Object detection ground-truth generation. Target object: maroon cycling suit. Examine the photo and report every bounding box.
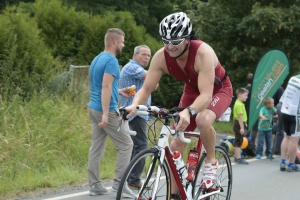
[164,40,233,131]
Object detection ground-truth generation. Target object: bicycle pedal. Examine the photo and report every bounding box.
[206,185,220,192]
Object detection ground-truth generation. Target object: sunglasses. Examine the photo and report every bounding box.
[162,38,186,46]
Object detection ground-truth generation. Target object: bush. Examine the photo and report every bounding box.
[77,11,162,66]
[31,0,89,65]
[0,6,59,100]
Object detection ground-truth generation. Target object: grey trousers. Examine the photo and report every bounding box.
[128,116,148,184]
[250,119,259,143]
[88,108,133,186]
[274,102,284,154]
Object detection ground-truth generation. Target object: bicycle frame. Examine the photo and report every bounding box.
[120,105,227,200]
[155,126,223,200]
[143,116,204,200]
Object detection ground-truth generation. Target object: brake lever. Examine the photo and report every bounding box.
[117,107,128,132]
[172,113,180,138]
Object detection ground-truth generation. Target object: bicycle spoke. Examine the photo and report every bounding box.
[116,148,171,200]
[192,146,232,200]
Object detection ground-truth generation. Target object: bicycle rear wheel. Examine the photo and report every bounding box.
[116,148,171,200]
[192,146,232,200]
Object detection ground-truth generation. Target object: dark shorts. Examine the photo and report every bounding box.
[233,120,245,147]
[282,113,300,137]
[178,91,232,131]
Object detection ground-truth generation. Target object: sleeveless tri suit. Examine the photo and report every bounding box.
[164,40,233,131]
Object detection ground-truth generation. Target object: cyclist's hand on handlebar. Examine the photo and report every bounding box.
[176,109,190,132]
[125,104,138,119]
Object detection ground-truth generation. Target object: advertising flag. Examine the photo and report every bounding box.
[248,49,290,130]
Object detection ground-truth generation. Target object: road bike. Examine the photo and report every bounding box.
[116,105,232,200]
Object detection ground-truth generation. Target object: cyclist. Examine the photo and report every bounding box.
[126,12,233,198]
[280,75,300,172]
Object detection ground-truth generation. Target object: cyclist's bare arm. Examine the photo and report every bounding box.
[176,44,217,131]
[189,43,216,113]
[127,48,166,114]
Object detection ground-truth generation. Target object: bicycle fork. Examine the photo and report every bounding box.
[150,148,166,200]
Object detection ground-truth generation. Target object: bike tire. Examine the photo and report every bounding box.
[116,148,171,200]
[192,146,232,200]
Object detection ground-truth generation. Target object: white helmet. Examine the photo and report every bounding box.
[159,12,192,39]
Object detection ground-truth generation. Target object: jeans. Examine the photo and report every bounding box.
[128,116,148,184]
[256,129,273,156]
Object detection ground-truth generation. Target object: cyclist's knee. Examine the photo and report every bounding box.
[196,111,215,130]
[171,139,187,151]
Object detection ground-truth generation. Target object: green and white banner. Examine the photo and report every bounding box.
[248,49,290,130]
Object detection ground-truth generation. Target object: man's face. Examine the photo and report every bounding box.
[115,36,125,56]
[133,47,151,67]
[162,37,188,58]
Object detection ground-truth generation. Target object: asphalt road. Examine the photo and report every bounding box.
[21,134,300,200]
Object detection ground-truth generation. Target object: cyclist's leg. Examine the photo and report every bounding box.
[170,93,197,197]
[116,148,171,200]
[170,137,188,196]
[170,93,197,196]
[198,92,232,189]
[193,146,232,200]
[287,116,300,169]
[202,92,232,163]
[196,109,216,163]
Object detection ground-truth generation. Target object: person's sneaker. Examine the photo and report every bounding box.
[280,162,286,171]
[256,154,261,159]
[286,165,300,172]
[267,154,274,159]
[112,182,137,198]
[234,158,249,165]
[200,160,218,190]
[90,183,111,196]
[128,181,152,190]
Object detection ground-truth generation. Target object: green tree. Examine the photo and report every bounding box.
[61,0,192,40]
[0,0,34,10]
[191,0,300,89]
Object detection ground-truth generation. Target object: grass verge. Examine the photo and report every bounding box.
[0,92,234,199]
[0,93,116,199]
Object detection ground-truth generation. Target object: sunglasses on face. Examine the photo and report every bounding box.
[161,38,186,46]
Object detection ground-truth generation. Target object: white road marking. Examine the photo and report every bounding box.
[42,187,111,200]
[42,136,277,200]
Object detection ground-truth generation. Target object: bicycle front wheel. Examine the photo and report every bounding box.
[116,148,171,200]
[193,146,232,200]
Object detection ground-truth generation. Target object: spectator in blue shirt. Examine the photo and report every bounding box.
[87,28,136,197]
[119,45,157,189]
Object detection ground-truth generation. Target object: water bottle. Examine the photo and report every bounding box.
[186,148,199,181]
[173,151,188,179]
